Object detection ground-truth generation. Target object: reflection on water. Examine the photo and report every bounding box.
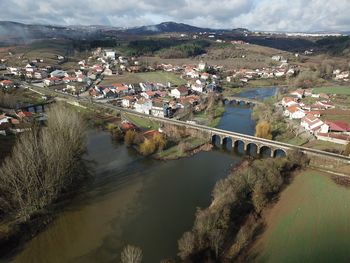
[8,131,241,263]
[6,87,276,263]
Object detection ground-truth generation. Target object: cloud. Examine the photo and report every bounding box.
[0,0,349,31]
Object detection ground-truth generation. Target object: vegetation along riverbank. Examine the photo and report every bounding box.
[177,151,309,262]
[0,104,88,257]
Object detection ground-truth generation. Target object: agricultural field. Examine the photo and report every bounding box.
[101,71,186,86]
[303,140,345,153]
[313,86,350,95]
[251,170,350,263]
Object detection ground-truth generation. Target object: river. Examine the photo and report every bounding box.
[3,87,276,263]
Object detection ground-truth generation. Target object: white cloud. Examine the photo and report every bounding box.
[0,0,349,31]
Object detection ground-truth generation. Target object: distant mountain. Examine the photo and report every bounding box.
[0,21,251,45]
[123,22,222,34]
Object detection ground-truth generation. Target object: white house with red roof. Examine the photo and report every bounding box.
[284,106,305,119]
[171,86,189,98]
[282,97,299,108]
[290,89,304,99]
[301,114,329,134]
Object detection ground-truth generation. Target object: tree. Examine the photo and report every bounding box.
[121,245,143,263]
[152,133,166,151]
[139,139,156,156]
[255,121,273,140]
[124,130,137,146]
[178,231,195,260]
[209,228,224,259]
[0,104,87,220]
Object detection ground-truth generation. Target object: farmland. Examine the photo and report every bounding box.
[101,71,186,86]
[251,170,350,263]
[313,86,350,95]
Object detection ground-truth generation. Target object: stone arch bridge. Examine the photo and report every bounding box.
[92,102,350,165]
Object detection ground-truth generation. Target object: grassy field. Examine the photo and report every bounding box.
[303,140,345,153]
[101,71,186,86]
[313,86,350,95]
[124,113,161,130]
[251,170,350,263]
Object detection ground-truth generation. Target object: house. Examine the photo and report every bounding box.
[44,77,61,86]
[315,101,335,109]
[151,100,167,118]
[171,86,188,98]
[50,70,67,78]
[316,133,350,145]
[111,83,129,95]
[200,72,210,80]
[103,68,113,76]
[325,121,350,134]
[290,89,304,99]
[0,114,10,124]
[141,91,157,100]
[191,83,205,93]
[284,106,305,119]
[281,97,298,107]
[104,50,116,60]
[122,96,136,108]
[0,80,14,89]
[198,61,207,71]
[301,114,329,134]
[134,98,152,115]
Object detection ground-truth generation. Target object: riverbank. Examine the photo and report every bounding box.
[249,169,350,263]
[177,151,309,262]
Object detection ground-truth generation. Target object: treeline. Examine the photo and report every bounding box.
[178,152,309,262]
[125,39,210,57]
[0,104,87,222]
[316,36,350,56]
[159,41,210,59]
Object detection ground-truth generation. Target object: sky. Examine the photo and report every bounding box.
[0,0,349,32]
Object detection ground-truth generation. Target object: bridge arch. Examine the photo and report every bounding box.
[212,134,222,146]
[259,145,273,157]
[273,149,287,157]
[233,139,245,153]
[246,142,258,156]
[222,137,233,150]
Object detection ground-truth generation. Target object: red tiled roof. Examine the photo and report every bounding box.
[325,121,350,132]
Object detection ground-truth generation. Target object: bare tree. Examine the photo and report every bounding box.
[0,103,87,221]
[121,245,143,263]
[178,231,195,260]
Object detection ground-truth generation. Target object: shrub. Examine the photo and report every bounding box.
[124,130,137,146]
[139,139,157,156]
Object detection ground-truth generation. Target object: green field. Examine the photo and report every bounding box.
[252,170,350,263]
[125,113,161,130]
[101,71,186,86]
[313,86,350,95]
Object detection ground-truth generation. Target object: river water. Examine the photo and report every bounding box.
[4,88,276,263]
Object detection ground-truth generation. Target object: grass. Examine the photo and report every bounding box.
[101,71,186,86]
[156,137,207,159]
[252,170,350,263]
[313,86,350,95]
[321,114,350,125]
[281,136,308,146]
[303,140,345,153]
[125,113,161,130]
[193,104,225,127]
